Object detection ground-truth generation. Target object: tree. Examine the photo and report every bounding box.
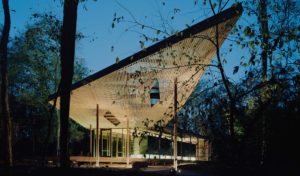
[236,0,300,167]
[0,0,13,168]
[59,0,79,168]
[257,0,269,165]
[5,11,89,162]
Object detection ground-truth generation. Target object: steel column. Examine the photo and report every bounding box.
[96,104,99,166]
[126,116,130,167]
[173,78,178,171]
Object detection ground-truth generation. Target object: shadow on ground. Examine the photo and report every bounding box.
[0,162,299,176]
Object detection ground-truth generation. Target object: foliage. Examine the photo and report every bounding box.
[5,13,89,157]
[178,0,300,169]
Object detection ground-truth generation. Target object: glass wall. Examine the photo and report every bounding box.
[94,128,198,159]
[147,136,196,157]
[111,129,126,157]
[100,129,111,157]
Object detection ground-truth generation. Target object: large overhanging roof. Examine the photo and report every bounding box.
[49,4,242,129]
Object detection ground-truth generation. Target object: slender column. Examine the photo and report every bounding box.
[110,129,113,163]
[56,110,60,157]
[208,141,212,161]
[96,104,99,166]
[196,137,199,160]
[126,116,130,167]
[93,129,96,158]
[173,78,178,171]
[89,124,92,165]
[181,134,183,160]
[89,124,92,156]
[122,128,124,157]
[190,135,192,161]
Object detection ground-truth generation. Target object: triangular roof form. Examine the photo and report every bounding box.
[50,4,242,129]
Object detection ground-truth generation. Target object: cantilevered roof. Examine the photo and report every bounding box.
[49,4,242,129]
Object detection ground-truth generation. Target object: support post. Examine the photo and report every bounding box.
[181,134,183,160]
[122,128,124,157]
[190,135,192,161]
[126,116,130,167]
[173,78,178,171]
[89,124,92,165]
[208,141,212,161]
[89,124,92,156]
[93,130,96,157]
[56,110,60,157]
[96,104,99,167]
[196,137,199,160]
[110,129,113,163]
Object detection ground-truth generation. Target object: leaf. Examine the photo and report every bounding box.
[139,41,144,48]
[279,40,283,48]
[111,22,115,28]
[111,46,114,52]
[194,0,198,6]
[83,4,88,11]
[249,55,255,65]
[116,57,120,63]
[212,3,217,9]
[156,30,161,35]
[248,71,253,78]
[233,66,239,75]
[174,8,180,13]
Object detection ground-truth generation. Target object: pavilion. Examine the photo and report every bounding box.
[49,4,242,169]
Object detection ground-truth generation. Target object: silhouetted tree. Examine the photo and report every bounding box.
[0,0,13,169]
[59,0,79,168]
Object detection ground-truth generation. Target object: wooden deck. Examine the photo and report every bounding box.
[70,156,146,164]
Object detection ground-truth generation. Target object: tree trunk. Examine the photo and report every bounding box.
[59,0,79,168]
[215,24,236,137]
[259,0,269,81]
[0,0,13,168]
[208,0,236,137]
[258,0,270,165]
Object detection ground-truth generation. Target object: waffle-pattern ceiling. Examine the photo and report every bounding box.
[50,5,242,129]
